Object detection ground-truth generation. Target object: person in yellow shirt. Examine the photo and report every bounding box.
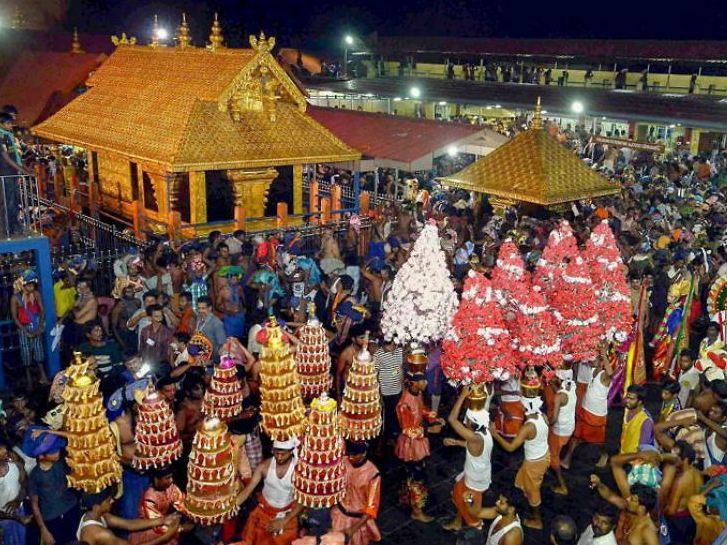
[53,272,76,320]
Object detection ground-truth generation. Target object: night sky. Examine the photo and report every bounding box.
[65,0,727,52]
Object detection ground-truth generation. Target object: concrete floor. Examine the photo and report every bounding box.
[370,387,640,545]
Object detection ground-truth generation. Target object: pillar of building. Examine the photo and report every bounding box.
[293,165,303,214]
[227,168,278,230]
[189,171,207,225]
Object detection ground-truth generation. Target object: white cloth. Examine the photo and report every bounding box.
[76,515,108,540]
[576,361,594,384]
[678,367,699,408]
[247,324,263,355]
[582,370,609,417]
[462,431,492,492]
[704,432,727,469]
[0,462,21,511]
[500,377,521,403]
[553,383,577,437]
[12,446,36,474]
[577,526,618,545]
[485,514,522,545]
[262,457,296,509]
[523,413,549,460]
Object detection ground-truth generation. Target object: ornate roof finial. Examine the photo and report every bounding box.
[10,4,25,29]
[71,28,84,54]
[177,13,191,48]
[249,30,276,53]
[208,12,224,51]
[532,96,543,130]
[111,32,137,46]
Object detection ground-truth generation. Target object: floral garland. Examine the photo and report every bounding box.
[442,271,518,384]
[381,223,458,344]
[532,220,579,294]
[549,255,601,361]
[584,220,633,343]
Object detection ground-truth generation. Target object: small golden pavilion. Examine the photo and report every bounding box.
[33,16,359,234]
[439,99,619,209]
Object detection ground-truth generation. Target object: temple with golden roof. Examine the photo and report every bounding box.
[33,15,359,234]
[439,98,619,209]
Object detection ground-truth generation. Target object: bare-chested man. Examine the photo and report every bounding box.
[77,485,180,545]
[589,458,659,545]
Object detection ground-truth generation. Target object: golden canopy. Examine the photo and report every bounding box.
[32,35,359,172]
[439,117,618,206]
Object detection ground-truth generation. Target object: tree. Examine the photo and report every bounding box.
[381,222,458,345]
[584,220,633,343]
[442,271,518,383]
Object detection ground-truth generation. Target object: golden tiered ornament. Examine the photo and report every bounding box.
[181,417,239,525]
[295,305,333,400]
[258,317,307,440]
[62,352,122,492]
[293,393,346,509]
[203,356,243,420]
[340,343,382,441]
[133,391,183,470]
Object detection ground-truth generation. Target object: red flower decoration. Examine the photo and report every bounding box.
[442,272,519,384]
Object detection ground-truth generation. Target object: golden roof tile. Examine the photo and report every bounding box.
[439,128,619,206]
[33,44,359,170]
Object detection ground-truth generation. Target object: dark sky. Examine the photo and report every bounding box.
[65,0,727,52]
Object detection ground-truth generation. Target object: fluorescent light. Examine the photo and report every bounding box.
[447,145,458,157]
[393,97,402,102]
[345,35,354,45]
[410,87,421,98]
[438,101,447,105]
[571,101,584,114]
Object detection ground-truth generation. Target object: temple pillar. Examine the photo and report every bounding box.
[189,171,207,225]
[226,168,278,220]
[293,165,303,215]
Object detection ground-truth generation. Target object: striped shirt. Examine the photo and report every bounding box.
[374,346,403,396]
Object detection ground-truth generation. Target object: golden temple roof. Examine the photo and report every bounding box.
[439,127,619,206]
[33,42,359,171]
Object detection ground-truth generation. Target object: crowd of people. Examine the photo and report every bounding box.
[2,99,727,545]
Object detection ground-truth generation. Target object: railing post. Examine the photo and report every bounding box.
[353,171,361,213]
[131,200,144,240]
[234,205,246,232]
[331,185,342,221]
[309,180,319,225]
[277,202,288,229]
[359,191,370,215]
[320,196,331,225]
[67,173,77,213]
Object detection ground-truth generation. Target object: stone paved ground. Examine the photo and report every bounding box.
[369,385,661,545]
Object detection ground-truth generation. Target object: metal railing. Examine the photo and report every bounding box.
[302,179,404,208]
